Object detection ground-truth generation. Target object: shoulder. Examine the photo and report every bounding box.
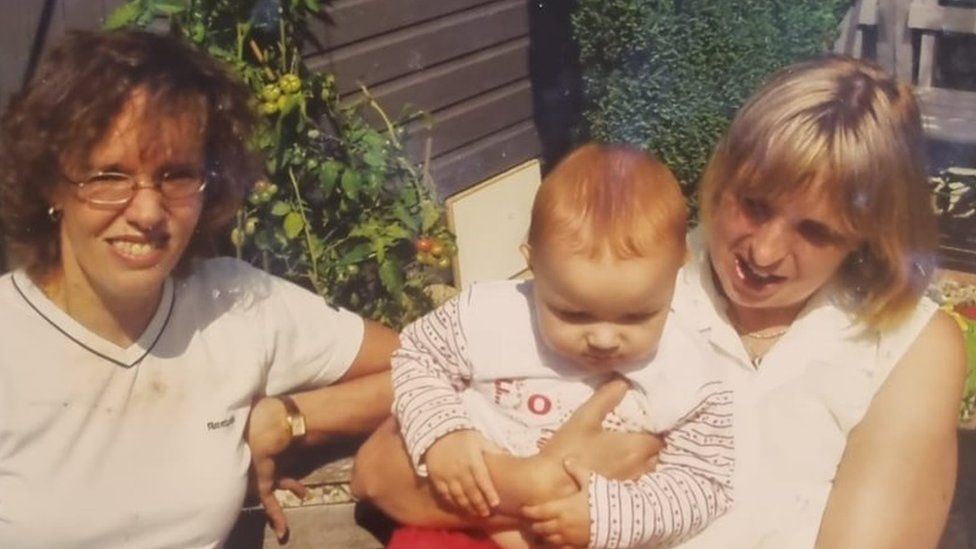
[896,308,966,382]
[184,256,271,286]
[177,257,331,319]
[868,307,966,432]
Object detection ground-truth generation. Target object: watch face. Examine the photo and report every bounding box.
[291,415,307,437]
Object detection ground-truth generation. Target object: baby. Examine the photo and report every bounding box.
[393,144,733,548]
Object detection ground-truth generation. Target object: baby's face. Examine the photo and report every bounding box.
[527,242,683,373]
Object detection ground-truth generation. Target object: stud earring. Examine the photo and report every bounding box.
[47,206,62,223]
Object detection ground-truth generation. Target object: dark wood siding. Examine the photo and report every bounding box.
[0,0,126,107]
[309,0,541,198]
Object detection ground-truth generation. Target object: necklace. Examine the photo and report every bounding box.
[741,327,789,340]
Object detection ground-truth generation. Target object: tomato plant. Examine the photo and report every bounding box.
[107,0,454,328]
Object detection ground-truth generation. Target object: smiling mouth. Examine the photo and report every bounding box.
[734,255,786,288]
[108,237,168,259]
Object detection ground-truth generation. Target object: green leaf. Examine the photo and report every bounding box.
[341,170,362,200]
[383,223,411,241]
[379,259,404,295]
[283,212,305,239]
[363,150,385,169]
[340,242,372,265]
[393,202,419,231]
[421,202,441,233]
[153,0,187,16]
[318,161,341,195]
[104,2,141,29]
[304,0,322,14]
[270,201,292,216]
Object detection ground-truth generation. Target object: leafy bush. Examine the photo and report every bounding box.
[571,0,849,197]
[108,0,454,328]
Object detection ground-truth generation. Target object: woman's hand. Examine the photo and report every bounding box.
[522,458,593,548]
[245,396,306,542]
[542,377,663,481]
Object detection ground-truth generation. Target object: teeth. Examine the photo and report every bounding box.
[736,257,777,283]
[112,241,154,257]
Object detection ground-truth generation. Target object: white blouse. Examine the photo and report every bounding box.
[672,232,937,548]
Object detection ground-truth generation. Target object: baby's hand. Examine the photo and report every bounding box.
[424,429,501,517]
[522,458,592,547]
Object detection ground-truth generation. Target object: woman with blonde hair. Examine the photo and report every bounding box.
[353,55,965,548]
[672,54,963,548]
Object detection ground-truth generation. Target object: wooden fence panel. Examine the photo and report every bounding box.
[307,0,541,196]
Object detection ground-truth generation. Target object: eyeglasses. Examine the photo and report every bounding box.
[65,170,207,208]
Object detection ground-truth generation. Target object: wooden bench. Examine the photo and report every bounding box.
[908,0,976,145]
[834,0,880,58]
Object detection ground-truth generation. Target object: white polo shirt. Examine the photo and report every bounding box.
[671,231,937,548]
[0,257,364,548]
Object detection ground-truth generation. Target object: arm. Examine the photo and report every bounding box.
[247,319,398,538]
[352,378,664,525]
[251,319,399,448]
[391,296,479,471]
[815,311,966,548]
[524,382,735,548]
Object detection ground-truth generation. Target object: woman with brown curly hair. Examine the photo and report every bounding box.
[0,30,397,548]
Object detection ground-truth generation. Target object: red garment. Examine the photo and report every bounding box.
[387,526,499,549]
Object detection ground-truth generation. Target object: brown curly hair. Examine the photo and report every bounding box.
[0,29,261,274]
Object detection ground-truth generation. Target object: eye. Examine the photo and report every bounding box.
[797,220,838,247]
[85,172,130,185]
[739,195,771,222]
[161,167,202,184]
[553,308,592,323]
[620,312,655,324]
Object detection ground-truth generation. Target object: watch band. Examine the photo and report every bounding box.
[276,394,307,439]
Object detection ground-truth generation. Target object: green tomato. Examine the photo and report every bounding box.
[266,184,279,196]
[230,227,243,247]
[259,101,278,115]
[279,73,302,94]
[244,217,258,235]
[260,84,282,102]
[437,257,451,269]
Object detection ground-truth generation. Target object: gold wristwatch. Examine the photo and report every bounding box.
[276,395,307,439]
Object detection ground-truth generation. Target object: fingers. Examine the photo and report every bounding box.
[259,489,289,543]
[278,477,307,499]
[567,377,630,429]
[522,501,558,521]
[529,521,571,547]
[471,454,501,509]
[447,479,482,516]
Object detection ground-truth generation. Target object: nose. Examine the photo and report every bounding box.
[748,218,790,269]
[586,325,620,354]
[124,186,167,231]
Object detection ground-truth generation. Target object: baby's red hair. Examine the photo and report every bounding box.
[528,143,687,259]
